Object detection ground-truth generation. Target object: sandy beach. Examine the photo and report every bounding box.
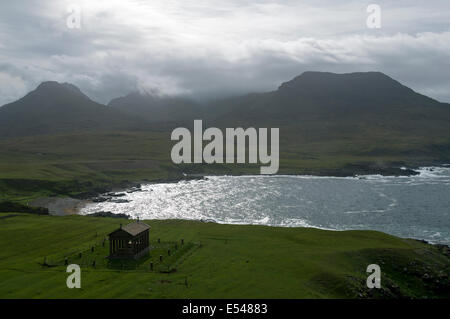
[30,197,91,216]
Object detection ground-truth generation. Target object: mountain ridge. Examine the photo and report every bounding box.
[108,91,204,124]
[0,72,449,140]
[0,81,150,137]
[205,71,448,126]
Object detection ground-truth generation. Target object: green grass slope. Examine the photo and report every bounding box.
[0,213,448,298]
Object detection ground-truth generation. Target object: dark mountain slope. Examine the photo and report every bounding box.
[108,92,204,124]
[276,71,438,107]
[210,71,447,125]
[0,81,149,137]
[0,72,449,164]
[204,72,449,140]
[204,71,450,163]
[0,72,449,183]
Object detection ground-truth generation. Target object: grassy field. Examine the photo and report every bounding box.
[0,213,448,298]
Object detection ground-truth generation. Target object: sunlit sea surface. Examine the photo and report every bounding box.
[80,166,450,244]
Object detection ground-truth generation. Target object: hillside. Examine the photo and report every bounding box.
[209,71,450,131]
[109,92,204,125]
[205,71,450,164]
[0,213,448,298]
[0,81,149,137]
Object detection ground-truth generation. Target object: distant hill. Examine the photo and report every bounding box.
[1,73,449,163]
[200,71,450,163]
[0,81,149,137]
[0,72,449,181]
[209,71,448,124]
[108,92,204,124]
[208,72,448,147]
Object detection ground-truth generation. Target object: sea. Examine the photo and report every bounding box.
[79,166,450,245]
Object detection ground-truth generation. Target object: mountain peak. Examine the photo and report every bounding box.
[37,80,60,88]
[278,71,395,91]
[0,81,149,137]
[274,71,438,106]
[35,81,85,97]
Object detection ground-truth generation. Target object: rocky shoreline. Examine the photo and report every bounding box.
[29,197,90,216]
[27,163,441,217]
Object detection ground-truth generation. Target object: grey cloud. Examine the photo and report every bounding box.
[0,0,449,106]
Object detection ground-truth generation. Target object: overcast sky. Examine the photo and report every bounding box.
[0,0,449,105]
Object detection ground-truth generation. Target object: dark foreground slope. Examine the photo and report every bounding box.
[0,212,448,298]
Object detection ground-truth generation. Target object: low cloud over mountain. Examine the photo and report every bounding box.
[1,0,450,106]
